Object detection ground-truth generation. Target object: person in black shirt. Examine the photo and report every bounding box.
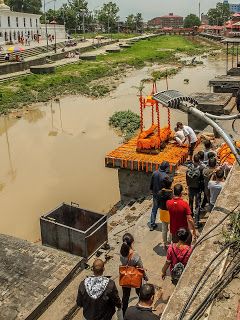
[76,259,121,320]
[149,161,170,231]
[124,283,160,320]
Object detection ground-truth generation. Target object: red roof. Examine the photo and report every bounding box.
[226,21,234,28]
[232,13,240,17]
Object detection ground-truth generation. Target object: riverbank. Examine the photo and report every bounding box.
[0,52,227,242]
[0,35,220,113]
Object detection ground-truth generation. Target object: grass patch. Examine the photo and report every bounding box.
[151,67,180,81]
[109,110,140,141]
[0,35,216,112]
[97,35,206,67]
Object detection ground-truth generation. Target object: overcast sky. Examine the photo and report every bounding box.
[54,0,238,20]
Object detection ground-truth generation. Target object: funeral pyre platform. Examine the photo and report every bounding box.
[105,136,189,174]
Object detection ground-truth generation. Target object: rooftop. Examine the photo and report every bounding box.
[160,13,183,18]
[0,234,81,320]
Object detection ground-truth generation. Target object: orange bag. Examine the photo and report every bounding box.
[119,254,144,288]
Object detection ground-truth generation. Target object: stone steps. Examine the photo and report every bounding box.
[0,41,66,63]
[224,96,237,114]
[108,198,152,241]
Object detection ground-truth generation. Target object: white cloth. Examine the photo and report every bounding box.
[183,125,197,144]
[174,130,185,146]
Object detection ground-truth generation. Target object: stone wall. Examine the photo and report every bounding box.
[118,168,152,201]
[0,56,47,75]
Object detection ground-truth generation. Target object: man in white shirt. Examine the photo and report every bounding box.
[176,122,197,162]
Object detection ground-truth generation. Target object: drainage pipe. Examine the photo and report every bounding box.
[205,113,240,120]
[180,105,240,166]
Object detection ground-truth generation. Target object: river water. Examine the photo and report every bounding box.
[0,55,226,241]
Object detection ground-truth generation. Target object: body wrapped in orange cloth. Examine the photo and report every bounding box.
[137,126,172,150]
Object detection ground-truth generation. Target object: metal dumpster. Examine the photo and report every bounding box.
[40,202,108,259]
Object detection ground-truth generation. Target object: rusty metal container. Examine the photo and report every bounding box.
[40,202,108,259]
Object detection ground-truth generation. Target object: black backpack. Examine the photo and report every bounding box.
[186,164,201,189]
[171,245,190,285]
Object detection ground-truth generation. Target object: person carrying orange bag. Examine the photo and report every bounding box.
[119,233,148,316]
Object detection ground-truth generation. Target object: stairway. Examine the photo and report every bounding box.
[108,196,152,239]
[0,41,66,64]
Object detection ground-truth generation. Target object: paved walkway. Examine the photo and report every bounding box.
[38,198,175,320]
[0,39,118,82]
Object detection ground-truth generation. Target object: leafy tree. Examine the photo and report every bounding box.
[44,0,94,33]
[207,8,219,25]
[68,0,88,32]
[135,13,144,33]
[207,2,230,25]
[97,2,120,33]
[125,14,136,32]
[6,0,42,14]
[184,14,201,28]
[125,13,143,33]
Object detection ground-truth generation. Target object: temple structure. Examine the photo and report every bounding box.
[0,0,65,44]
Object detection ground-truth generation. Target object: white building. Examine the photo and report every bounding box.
[0,0,66,45]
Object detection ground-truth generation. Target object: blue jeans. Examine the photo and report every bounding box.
[150,194,159,227]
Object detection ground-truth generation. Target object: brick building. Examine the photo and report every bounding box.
[148,13,184,28]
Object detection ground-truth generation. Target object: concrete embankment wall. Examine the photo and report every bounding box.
[199,33,223,42]
[161,163,240,319]
[0,40,117,76]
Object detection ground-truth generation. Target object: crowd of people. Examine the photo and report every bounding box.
[75,122,228,320]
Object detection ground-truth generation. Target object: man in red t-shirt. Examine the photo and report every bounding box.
[167,184,196,243]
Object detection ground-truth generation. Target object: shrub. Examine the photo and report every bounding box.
[109,110,140,140]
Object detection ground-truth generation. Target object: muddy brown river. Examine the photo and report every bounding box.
[0,55,226,241]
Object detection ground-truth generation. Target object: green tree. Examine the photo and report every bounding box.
[68,0,88,32]
[125,13,143,33]
[97,2,120,33]
[135,13,143,33]
[207,2,230,25]
[184,14,201,28]
[125,14,136,32]
[6,0,42,14]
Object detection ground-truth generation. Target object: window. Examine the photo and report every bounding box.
[24,18,26,27]
[16,17,19,27]
[8,16,10,27]
[36,19,38,27]
[30,18,32,27]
